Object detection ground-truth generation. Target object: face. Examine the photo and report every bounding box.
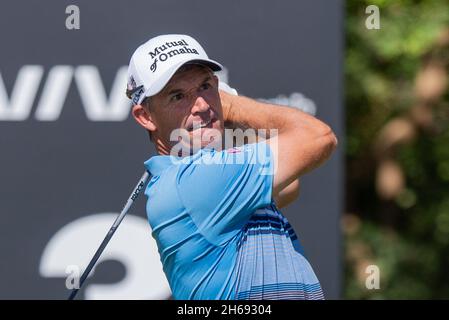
[132,65,224,155]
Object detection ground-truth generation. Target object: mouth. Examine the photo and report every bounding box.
[187,118,215,132]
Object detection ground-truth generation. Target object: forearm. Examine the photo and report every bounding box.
[221,91,331,137]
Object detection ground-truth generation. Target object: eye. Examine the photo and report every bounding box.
[200,82,212,91]
[170,93,184,102]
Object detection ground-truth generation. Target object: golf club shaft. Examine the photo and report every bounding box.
[68,170,151,300]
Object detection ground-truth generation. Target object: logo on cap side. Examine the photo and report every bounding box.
[127,76,137,91]
[148,39,199,73]
[127,75,144,104]
[131,86,144,105]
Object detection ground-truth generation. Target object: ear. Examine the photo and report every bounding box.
[132,104,157,132]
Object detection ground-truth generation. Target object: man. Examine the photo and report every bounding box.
[128,34,337,299]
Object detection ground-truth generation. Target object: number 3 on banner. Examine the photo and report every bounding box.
[39,213,171,299]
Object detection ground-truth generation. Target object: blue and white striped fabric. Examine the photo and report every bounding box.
[234,204,324,300]
[144,141,324,300]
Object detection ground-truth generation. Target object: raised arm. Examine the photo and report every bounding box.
[220,91,338,198]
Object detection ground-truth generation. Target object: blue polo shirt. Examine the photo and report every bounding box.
[144,141,324,300]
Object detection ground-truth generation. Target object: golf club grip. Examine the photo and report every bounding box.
[68,227,117,300]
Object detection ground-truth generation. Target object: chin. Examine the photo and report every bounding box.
[212,119,224,132]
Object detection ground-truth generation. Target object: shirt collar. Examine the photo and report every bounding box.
[144,147,217,176]
[144,155,176,176]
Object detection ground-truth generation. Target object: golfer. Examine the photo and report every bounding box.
[127,34,337,300]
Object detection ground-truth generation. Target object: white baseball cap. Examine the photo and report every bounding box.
[127,34,223,105]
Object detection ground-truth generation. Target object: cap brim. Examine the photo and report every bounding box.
[138,58,223,104]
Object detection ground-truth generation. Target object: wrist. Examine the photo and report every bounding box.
[219,90,236,123]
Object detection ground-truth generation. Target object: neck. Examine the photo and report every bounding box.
[153,135,226,157]
[155,138,171,156]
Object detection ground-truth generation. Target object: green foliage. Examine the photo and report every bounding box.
[345,0,449,299]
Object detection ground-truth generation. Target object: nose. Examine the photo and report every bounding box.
[191,96,210,115]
